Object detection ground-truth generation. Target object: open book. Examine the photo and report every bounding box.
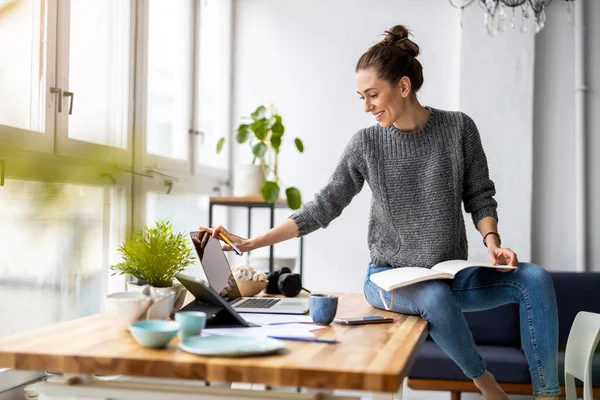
[370,260,518,292]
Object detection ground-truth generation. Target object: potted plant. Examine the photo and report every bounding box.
[216,104,304,210]
[110,219,195,315]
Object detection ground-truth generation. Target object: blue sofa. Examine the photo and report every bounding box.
[407,272,600,399]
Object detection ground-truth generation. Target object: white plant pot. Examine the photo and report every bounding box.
[233,164,265,197]
[126,282,187,316]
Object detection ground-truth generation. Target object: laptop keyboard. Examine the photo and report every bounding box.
[235,298,281,309]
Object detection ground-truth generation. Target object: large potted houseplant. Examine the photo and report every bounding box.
[110,220,195,316]
[216,104,304,210]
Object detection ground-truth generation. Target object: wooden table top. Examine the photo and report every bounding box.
[0,293,428,392]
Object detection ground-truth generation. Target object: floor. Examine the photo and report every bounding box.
[0,379,536,400]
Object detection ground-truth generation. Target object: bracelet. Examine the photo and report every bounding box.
[483,232,501,248]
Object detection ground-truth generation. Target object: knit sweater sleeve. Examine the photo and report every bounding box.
[289,131,367,237]
[461,113,498,227]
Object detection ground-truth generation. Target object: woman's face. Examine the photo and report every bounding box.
[355,67,407,129]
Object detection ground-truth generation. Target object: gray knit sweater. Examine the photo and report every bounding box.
[289,107,498,269]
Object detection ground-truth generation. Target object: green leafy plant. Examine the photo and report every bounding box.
[110,220,195,287]
[216,104,304,209]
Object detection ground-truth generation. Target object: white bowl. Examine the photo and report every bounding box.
[105,292,151,329]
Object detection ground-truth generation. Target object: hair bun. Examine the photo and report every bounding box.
[382,25,420,58]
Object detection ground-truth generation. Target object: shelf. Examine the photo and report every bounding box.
[209,196,289,208]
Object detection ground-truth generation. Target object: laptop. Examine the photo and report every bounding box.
[175,273,256,327]
[187,231,309,315]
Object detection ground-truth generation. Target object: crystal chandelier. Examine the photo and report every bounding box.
[449,0,574,35]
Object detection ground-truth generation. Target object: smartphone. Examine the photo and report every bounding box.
[333,316,394,325]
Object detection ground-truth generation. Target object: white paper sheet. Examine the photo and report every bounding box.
[241,313,314,326]
[432,260,517,275]
[203,323,325,339]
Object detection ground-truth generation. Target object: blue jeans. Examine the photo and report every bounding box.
[363,262,560,397]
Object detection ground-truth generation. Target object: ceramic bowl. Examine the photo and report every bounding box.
[105,292,151,329]
[129,320,180,348]
[236,280,267,297]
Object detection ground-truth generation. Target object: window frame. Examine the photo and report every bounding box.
[192,0,233,178]
[134,0,195,175]
[53,0,136,166]
[0,0,57,153]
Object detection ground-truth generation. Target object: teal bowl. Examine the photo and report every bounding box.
[129,320,180,348]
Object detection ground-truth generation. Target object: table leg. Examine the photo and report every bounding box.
[299,236,304,276]
[371,378,403,400]
[247,207,252,237]
[269,204,275,273]
[371,393,397,400]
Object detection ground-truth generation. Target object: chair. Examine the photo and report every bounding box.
[565,311,600,400]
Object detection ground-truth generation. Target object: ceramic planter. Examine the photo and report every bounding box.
[233,164,265,197]
[127,281,187,317]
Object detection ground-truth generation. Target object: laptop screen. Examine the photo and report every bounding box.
[190,232,242,301]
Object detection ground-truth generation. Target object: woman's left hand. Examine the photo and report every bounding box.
[488,246,519,272]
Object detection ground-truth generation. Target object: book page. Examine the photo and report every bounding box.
[369,267,452,292]
[432,260,517,277]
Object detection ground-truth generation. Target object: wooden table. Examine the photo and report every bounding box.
[0,293,428,399]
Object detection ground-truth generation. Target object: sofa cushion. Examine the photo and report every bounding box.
[409,341,531,383]
[424,303,521,347]
[551,272,600,348]
[463,304,521,348]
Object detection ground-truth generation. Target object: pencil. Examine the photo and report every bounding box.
[267,336,338,344]
[218,232,243,256]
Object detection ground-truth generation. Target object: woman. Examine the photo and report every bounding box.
[199,25,559,400]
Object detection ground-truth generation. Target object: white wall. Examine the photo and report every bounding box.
[532,0,600,272]
[231,0,460,292]
[459,5,535,263]
[587,0,600,272]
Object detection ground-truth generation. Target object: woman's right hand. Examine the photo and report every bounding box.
[197,225,252,253]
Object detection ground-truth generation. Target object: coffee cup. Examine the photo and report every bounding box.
[309,294,338,325]
[174,311,207,340]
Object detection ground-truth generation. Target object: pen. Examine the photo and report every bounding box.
[267,336,338,344]
[218,232,243,256]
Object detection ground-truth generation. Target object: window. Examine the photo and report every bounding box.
[0,0,55,154]
[145,0,193,161]
[0,0,47,133]
[0,0,231,361]
[65,0,131,148]
[195,0,232,171]
[53,0,134,163]
[0,179,126,338]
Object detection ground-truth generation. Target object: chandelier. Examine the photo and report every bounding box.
[449,0,574,35]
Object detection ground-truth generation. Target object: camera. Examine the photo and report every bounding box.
[265,267,302,297]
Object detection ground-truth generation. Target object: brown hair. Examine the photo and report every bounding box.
[355,25,424,92]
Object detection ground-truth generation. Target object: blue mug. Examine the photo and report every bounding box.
[309,294,338,325]
[174,311,206,340]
